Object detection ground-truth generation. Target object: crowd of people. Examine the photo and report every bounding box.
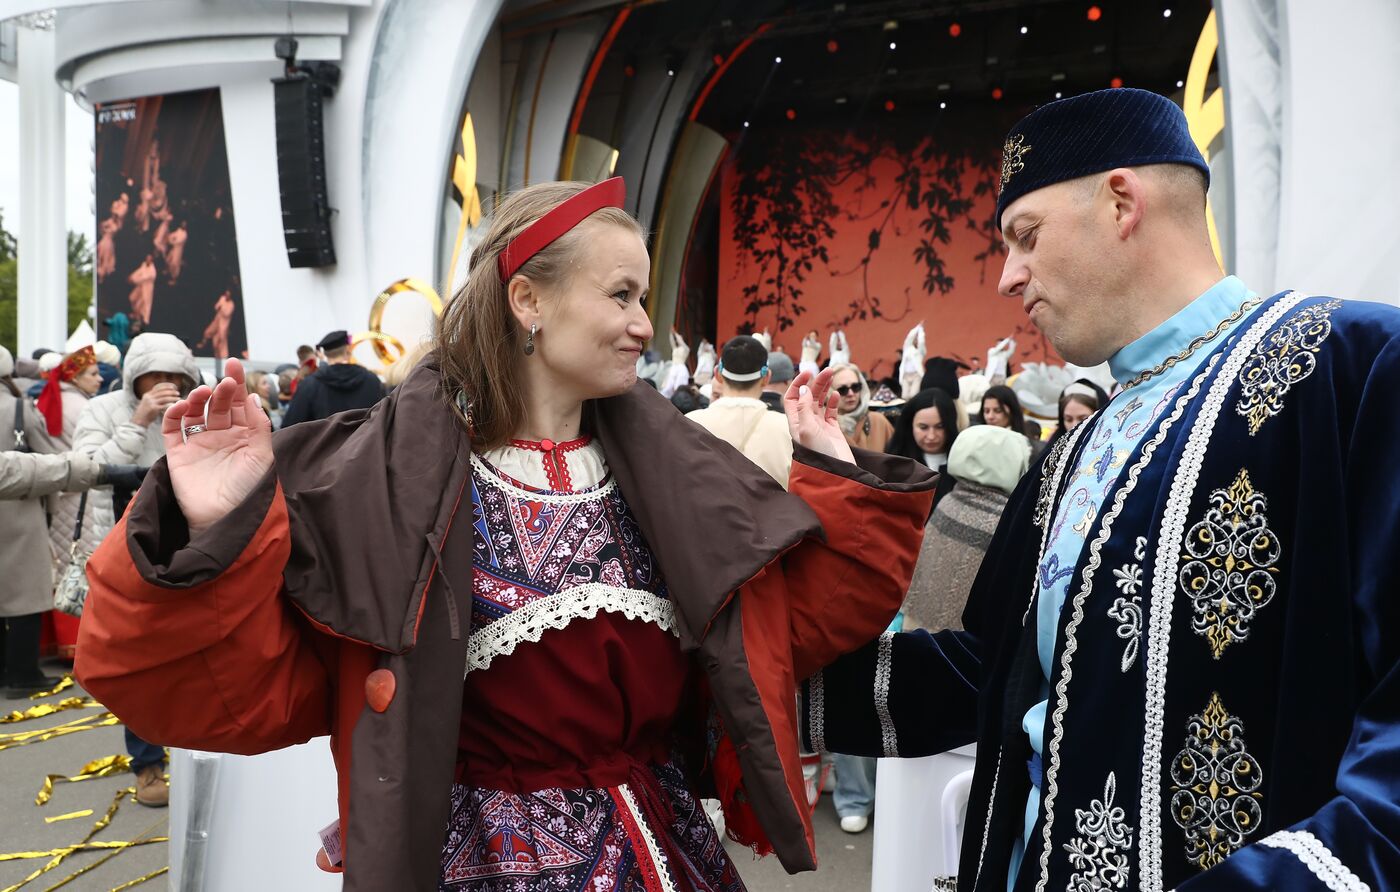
[0,325,389,809]
[6,85,1397,892]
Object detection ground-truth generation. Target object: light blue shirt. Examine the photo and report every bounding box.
[1009,276,1256,887]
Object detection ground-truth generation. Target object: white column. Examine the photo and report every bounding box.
[16,22,68,355]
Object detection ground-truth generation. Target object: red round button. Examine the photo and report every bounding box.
[365,668,396,713]
[539,439,555,451]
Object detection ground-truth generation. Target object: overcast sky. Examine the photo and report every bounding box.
[0,79,99,240]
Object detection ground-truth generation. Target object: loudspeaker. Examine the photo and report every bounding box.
[273,75,336,268]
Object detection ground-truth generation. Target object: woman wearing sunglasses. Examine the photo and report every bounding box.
[827,362,893,453]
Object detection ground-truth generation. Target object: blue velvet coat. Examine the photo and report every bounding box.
[804,292,1400,891]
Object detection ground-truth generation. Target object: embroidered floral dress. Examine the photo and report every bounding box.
[440,436,745,892]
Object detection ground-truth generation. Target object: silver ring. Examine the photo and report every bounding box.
[181,423,206,444]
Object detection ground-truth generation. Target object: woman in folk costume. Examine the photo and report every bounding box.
[33,346,104,657]
[76,179,938,891]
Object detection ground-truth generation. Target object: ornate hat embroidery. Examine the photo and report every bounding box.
[1000,134,1033,194]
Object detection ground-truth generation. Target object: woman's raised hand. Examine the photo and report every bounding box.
[783,368,856,464]
[161,358,274,535]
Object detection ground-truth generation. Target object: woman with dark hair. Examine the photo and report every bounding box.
[979,384,1024,432]
[76,179,937,890]
[982,383,1044,460]
[887,387,960,503]
[1054,379,1108,439]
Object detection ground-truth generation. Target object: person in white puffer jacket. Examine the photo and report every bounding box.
[70,331,199,808]
[72,332,201,540]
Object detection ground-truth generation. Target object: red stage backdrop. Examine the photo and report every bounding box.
[716,127,1060,382]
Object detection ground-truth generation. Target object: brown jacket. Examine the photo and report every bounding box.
[76,357,936,889]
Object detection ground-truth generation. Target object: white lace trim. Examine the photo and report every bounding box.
[1137,292,1305,890]
[1259,830,1370,892]
[465,584,676,674]
[875,631,899,757]
[618,783,680,892]
[470,451,617,505]
[1032,352,1217,892]
[972,744,1004,891]
[807,671,826,754]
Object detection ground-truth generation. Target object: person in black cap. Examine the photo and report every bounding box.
[806,87,1400,891]
[279,330,386,427]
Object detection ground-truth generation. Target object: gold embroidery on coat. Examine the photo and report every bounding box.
[1235,299,1342,435]
[1170,693,1264,871]
[1179,469,1282,659]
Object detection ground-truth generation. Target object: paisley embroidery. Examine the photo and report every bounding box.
[1169,693,1264,871]
[1107,537,1148,672]
[1178,469,1282,659]
[1235,298,1341,435]
[1064,772,1135,891]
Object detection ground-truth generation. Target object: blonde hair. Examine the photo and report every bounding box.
[384,339,433,389]
[435,181,643,450]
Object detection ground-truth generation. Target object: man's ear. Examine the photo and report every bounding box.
[1103,167,1147,240]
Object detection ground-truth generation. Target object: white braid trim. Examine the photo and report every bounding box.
[466,584,676,674]
[875,631,899,757]
[618,784,680,892]
[470,451,616,505]
[1259,830,1370,892]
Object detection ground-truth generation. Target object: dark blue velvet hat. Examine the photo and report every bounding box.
[995,88,1209,229]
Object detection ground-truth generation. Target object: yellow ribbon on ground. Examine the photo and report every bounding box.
[42,811,93,825]
[35,812,168,892]
[0,839,166,864]
[0,698,99,725]
[106,867,169,892]
[35,755,131,806]
[0,787,127,890]
[26,677,74,700]
[0,712,119,751]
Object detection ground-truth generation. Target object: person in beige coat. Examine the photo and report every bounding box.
[1,346,106,697]
[828,361,894,453]
[686,335,794,488]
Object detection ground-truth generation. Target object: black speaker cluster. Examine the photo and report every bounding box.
[273,38,341,268]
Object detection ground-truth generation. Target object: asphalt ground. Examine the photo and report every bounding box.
[0,664,168,892]
[0,664,869,892]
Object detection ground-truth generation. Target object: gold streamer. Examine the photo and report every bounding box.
[106,867,169,892]
[38,814,167,892]
[35,755,132,806]
[26,676,74,700]
[0,788,131,891]
[0,839,166,864]
[0,698,100,725]
[42,811,93,825]
[0,712,119,751]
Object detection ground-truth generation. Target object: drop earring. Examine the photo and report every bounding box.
[525,323,537,356]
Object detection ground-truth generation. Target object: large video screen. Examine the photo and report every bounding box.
[94,88,247,358]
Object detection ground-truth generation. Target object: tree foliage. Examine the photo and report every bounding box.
[0,211,95,355]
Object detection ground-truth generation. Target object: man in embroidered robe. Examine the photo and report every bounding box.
[804,87,1400,891]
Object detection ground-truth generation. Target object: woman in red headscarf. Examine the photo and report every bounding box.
[34,346,103,657]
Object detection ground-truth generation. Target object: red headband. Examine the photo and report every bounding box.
[497,177,627,282]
